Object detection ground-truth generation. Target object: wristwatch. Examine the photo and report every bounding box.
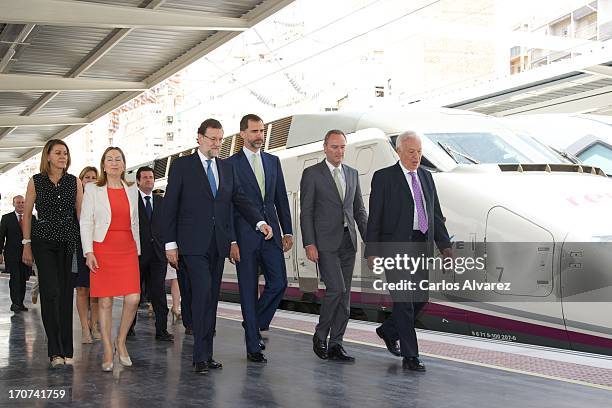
[21,239,31,245]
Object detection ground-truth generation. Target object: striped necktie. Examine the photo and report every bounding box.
[409,171,428,233]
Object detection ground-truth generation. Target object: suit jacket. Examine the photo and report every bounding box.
[365,162,451,257]
[162,152,263,257]
[138,192,165,262]
[300,160,368,252]
[80,181,141,256]
[0,212,24,263]
[226,149,292,251]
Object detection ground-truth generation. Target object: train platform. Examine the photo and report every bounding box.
[0,275,611,407]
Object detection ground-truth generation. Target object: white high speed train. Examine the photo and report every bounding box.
[129,109,612,355]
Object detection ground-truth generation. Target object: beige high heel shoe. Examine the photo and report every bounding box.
[91,325,102,341]
[101,360,113,372]
[114,339,132,367]
[171,307,181,324]
[82,328,93,344]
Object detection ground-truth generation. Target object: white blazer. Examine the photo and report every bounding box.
[80,181,141,256]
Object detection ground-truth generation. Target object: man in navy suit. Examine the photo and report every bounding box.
[130,166,173,341]
[227,114,293,363]
[0,195,32,312]
[163,118,273,374]
[365,131,452,372]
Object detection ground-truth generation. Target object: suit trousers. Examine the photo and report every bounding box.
[315,229,356,347]
[7,256,30,307]
[176,264,192,329]
[132,252,168,334]
[31,238,74,358]
[379,230,429,358]
[236,237,287,353]
[179,229,224,363]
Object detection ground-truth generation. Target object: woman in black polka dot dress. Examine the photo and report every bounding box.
[21,139,83,368]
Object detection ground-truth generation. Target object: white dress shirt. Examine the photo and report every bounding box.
[198,149,219,190]
[398,161,428,230]
[243,147,264,176]
[326,159,347,227]
[325,160,346,200]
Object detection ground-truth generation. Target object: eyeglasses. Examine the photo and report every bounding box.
[203,135,223,145]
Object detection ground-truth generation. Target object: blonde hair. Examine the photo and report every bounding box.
[96,147,133,187]
[39,139,71,174]
[78,166,98,180]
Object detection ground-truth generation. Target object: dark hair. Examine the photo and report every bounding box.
[197,118,222,136]
[40,139,71,174]
[240,114,264,131]
[324,129,346,144]
[136,166,154,181]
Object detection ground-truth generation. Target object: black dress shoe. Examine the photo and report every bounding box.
[376,326,401,357]
[185,326,193,335]
[127,328,136,337]
[19,305,28,311]
[155,330,174,342]
[10,304,20,312]
[258,332,266,351]
[328,345,355,362]
[312,335,328,360]
[403,357,426,372]
[194,362,209,374]
[246,352,267,363]
[207,359,223,369]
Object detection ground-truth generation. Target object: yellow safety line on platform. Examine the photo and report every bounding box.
[218,314,612,392]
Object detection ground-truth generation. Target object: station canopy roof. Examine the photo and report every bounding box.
[0,0,293,173]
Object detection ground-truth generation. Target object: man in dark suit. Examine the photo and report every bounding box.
[0,195,32,312]
[366,131,452,372]
[130,166,173,341]
[226,114,293,363]
[300,129,368,362]
[163,118,273,374]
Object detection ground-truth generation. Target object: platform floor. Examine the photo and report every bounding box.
[0,275,611,407]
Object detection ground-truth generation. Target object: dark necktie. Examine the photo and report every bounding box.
[144,196,153,221]
[17,214,22,227]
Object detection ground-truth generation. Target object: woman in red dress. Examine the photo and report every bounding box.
[80,147,141,371]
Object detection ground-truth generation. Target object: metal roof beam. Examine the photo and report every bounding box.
[0,115,89,127]
[0,74,147,92]
[3,0,249,31]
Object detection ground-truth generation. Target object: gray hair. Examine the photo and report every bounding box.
[396,131,421,149]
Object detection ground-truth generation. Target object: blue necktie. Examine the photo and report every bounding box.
[144,196,152,221]
[206,159,217,198]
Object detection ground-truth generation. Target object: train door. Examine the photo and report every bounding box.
[560,239,612,354]
[295,154,324,293]
[284,190,299,285]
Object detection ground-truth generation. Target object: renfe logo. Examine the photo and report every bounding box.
[566,192,612,206]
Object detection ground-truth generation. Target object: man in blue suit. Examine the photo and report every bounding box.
[227,114,293,363]
[163,118,273,374]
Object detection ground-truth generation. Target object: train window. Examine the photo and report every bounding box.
[389,133,438,171]
[355,147,373,175]
[302,157,319,169]
[576,141,612,175]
